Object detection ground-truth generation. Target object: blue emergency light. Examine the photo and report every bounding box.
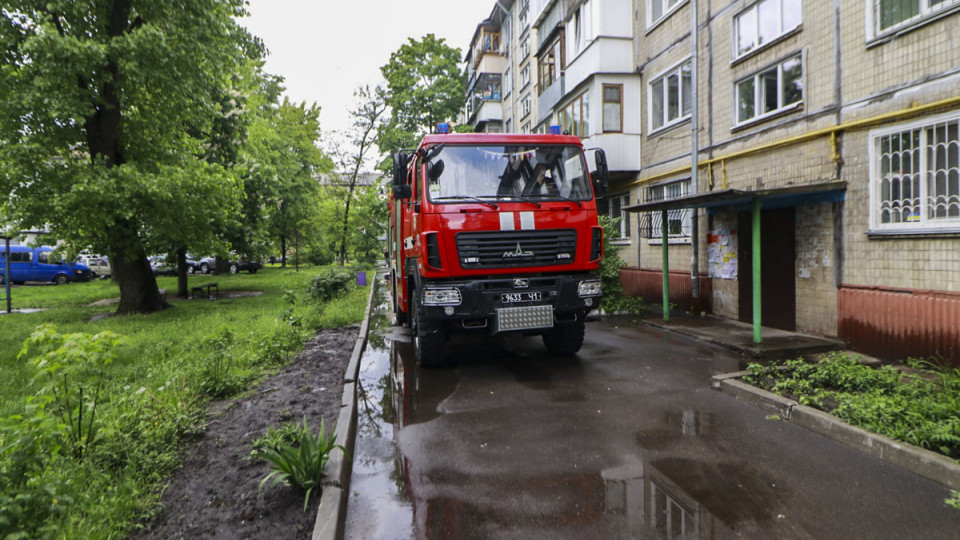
[436,122,450,134]
[548,124,562,135]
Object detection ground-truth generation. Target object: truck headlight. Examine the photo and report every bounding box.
[423,287,462,306]
[578,280,602,297]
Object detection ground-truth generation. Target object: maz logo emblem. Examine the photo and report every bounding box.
[503,242,534,258]
[513,278,529,288]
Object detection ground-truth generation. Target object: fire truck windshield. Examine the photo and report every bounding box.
[424,145,591,203]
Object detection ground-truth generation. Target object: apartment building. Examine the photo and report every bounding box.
[463,12,506,133]
[623,0,960,363]
[530,0,644,250]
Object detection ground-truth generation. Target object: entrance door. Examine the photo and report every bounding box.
[738,207,796,331]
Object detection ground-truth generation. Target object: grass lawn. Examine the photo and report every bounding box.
[0,266,371,538]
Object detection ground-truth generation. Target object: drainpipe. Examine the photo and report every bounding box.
[494,1,517,131]
[690,0,700,309]
[752,198,762,344]
[662,210,670,322]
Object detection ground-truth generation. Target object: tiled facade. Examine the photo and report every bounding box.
[627,0,960,363]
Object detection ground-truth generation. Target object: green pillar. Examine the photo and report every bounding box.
[662,210,670,322]
[752,198,762,344]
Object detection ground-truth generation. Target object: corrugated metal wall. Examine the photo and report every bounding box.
[838,285,960,367]
[620,267,713,313]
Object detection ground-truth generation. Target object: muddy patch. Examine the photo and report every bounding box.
[142,326,358,540]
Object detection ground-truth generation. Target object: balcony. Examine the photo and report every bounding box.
[537,74,564,125]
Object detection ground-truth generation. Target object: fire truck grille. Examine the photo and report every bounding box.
[456,229,578,269]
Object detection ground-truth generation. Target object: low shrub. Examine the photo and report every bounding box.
[597,215,646,316]
[307,269,354,304]
[746,352,960,459]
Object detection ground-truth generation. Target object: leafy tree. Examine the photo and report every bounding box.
[0,0,258,314]
[378,34,464,157]
[240,96,332,268]
[327,85,387,266]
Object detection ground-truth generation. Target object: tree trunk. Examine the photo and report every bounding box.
[281,234,287,268]
[111,240,169,314]
[338,178,357,266]
[176,247,188,298]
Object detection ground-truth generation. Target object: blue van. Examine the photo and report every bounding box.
[0,246,93,285]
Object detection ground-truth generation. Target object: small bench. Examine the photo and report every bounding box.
[190,282,219,300]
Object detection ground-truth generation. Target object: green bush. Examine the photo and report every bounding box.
[307,269,354,304]
[598,215,645,315]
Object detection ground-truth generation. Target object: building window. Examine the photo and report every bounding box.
[647,0,685,28]
[735,54,802,125]
[505,118,513,133]
[520,37,530,60]
[871,0,960,37]
[602,84,623,133]
[504,67,512,97]
[734,0,803,58]
[599,192,632,240]
[520,64,530,89]
[646,180,692,242]
[521,121,531,133]
[649,61,691,132]
[522,95,532,118]
[571,0,594,56]
[520,3,530,31]
[538,33,564,95]
[559,91,590,138]
[870,114,960,232]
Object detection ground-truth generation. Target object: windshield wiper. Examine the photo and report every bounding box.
[435,195,498,209]
[496,195,541,208]
[539,193,583,207]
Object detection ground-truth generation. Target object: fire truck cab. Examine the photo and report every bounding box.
[387,127,608,366]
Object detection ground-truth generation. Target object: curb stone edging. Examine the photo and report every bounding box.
[711,373,960,492]
[313,272,378,540]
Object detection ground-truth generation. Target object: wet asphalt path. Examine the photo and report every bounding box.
[345,290,960,539]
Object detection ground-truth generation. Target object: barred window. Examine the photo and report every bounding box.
[871,115,960,232]
[599,192,632,241]
[645,180,692,242]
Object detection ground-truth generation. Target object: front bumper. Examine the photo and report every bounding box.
[417,274,601,333]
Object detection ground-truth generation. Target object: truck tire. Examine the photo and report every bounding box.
[412,288,445,367]
[54,274,69,285]
[542,316,585,356]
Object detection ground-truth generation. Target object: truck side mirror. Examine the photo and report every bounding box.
[392,152,409,186]
[590,148,609,197]
[393,184,412,200]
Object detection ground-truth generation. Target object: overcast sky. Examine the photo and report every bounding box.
[242,0,494,140]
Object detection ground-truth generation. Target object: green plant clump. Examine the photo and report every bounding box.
[252,417,348,511]
[307,269,355,304]
[745,353,960,459]
[597,215,646,316]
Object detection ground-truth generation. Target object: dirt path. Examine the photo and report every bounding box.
[142,326,358,540]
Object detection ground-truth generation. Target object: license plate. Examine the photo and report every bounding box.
[501,291,541,303]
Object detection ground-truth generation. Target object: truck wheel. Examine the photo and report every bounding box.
[54,274,69,285]
[542,316,585,356]
[412,288,445,367]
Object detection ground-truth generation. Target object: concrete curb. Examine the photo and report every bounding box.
[313,272,378,540]
[711,373,960,491]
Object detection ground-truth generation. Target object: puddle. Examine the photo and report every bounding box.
[0,307,47,315]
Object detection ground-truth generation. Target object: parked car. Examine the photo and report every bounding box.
[149,254,198,276]
[0,246,90,285]
[195,255,261,274]
[232,256,262,274]
[77,255,111,278]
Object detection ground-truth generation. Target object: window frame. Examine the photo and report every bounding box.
[647,59,692,134]
[600,192,633,242]
[868,0,960,40]
[602,84,623,133]
[868,111,960,234]
[559,90,590,138]
[733,0,803,60]
[646,180,692,244]
[646,0,688,30]
[733,53,803,127]
[521,95,532,118]
[520,63,531,89]
[537,32,565,96]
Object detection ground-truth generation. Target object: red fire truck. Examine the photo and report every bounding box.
[387,125,608,366]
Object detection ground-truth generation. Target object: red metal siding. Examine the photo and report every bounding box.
[838,285,960,367]
[620,267,713,313]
